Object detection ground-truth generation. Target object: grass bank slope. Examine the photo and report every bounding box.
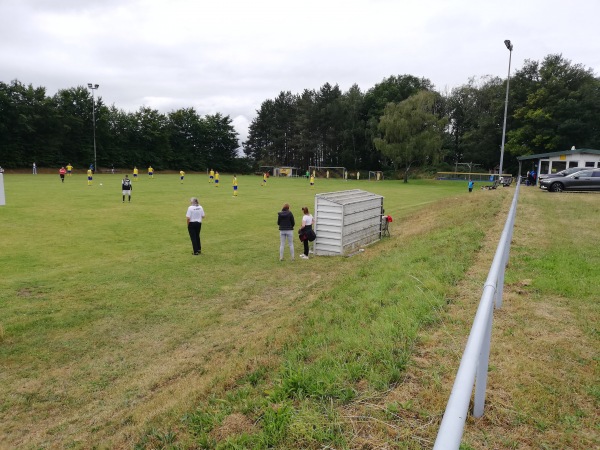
[336,188,599,449]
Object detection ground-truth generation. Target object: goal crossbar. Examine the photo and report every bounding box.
[308,166,346,178]
[368,170,384,181]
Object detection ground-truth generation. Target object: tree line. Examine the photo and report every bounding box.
[244,54,600,177]
[0,83,242,172]
[2,54,599,176]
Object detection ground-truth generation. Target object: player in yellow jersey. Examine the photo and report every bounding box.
[133,166,139,181]
[232,174,238,196]
[209,168,214,183]
[261,172,267,187]
[180,170,185,183]
[87,168,93,185]
[310,174,315,188]
[214,171,220,187]
[148,166,154,178]
[66,163,73,176]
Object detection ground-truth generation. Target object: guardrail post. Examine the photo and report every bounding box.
[473,305,494,417]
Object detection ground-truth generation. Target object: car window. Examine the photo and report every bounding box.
[592,171,600,178]
[572,170,593,177]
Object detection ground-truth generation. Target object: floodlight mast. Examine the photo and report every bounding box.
[87,83,100,172]
[499,40,513,180]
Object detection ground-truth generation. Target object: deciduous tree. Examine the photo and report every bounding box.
[375,91,447,182]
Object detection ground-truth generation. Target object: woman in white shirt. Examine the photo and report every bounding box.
[299,206,315,259]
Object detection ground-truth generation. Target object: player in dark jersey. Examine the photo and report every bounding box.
[122,175,133,202]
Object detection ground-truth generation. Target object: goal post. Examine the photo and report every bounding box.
[368,171,384,181]
[308,166,346,179]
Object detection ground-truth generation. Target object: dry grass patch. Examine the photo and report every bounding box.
[209,412,257,441]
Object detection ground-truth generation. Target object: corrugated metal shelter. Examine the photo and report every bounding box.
[314,189,384,256]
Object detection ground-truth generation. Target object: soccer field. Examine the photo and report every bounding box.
[0,173,471,447]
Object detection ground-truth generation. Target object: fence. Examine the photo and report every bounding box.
[433,181,521,449]
[436,172,511,182]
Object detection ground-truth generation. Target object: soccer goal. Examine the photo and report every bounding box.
[308,166,346,179]
[368,171,384,181]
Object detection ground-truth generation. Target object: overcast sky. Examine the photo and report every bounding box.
[2,0,599,147]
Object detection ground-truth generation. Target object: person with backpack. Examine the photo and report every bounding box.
[298,206,315,259]
[122,175,133,202]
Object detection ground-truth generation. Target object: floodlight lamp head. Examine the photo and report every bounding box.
[504,40,513,51]
[94,84,99,88]
[88,83,93,88]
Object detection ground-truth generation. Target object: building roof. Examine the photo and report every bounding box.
[517,148,600,161]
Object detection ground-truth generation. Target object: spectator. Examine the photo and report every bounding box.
[277,203,295,261]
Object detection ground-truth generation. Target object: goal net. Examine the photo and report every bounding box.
[368,171,384,181]
[308,166,346,179]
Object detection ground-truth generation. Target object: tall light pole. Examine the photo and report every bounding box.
[499,40,513,180]
[87,83,100,172]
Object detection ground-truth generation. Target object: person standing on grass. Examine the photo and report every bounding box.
[186,197,205,255]
[87,167,93,185]
[148,165,154,178]
[232,174,238,196]
[180,170,185,184]
[310,173,315,189]
[59,167,66,183]
[66,163,73,176]
[278,203,295,261]
[468,180,474,192]
[209,168,214,183]
[299,206,315,259]
[122,175,133,202]
[133,166,139,181]
[32,162,37,175]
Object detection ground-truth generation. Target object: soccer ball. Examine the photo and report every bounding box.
[100,183,103,186]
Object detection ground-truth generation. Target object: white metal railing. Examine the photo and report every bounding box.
[433,181,521,449]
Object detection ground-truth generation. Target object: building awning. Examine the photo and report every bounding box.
[517,148,600,161]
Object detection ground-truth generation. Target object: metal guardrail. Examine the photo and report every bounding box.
[433,182,521,449]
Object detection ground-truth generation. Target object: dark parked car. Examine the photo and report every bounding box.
[539,169,600,192]
[538,166,586,183]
